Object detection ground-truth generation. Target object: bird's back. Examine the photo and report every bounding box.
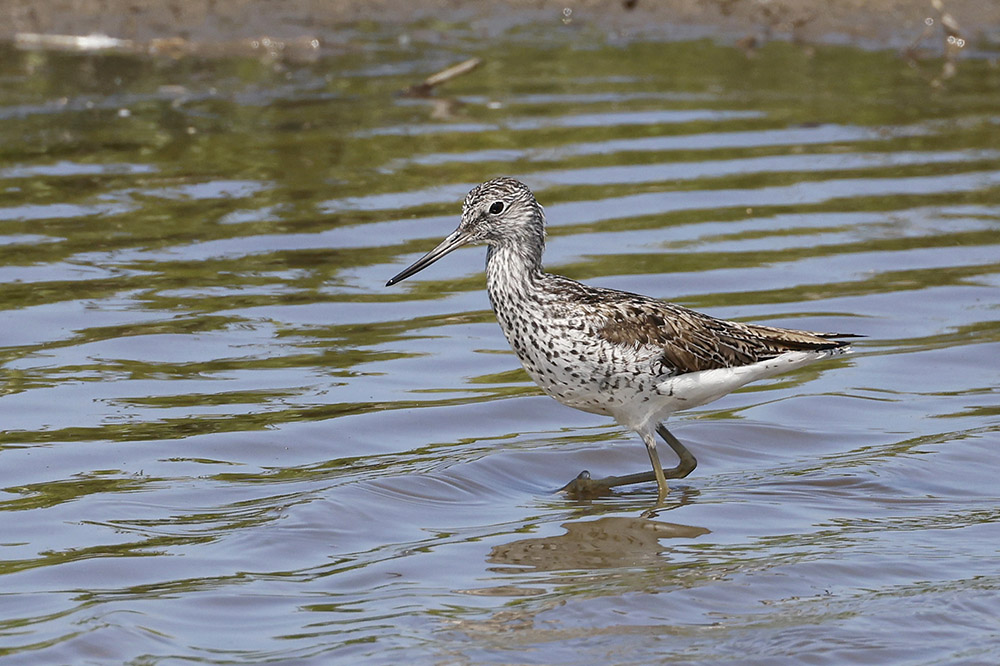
[537,273,851,365]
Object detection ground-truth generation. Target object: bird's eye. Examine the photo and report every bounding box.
[489,201,505,215]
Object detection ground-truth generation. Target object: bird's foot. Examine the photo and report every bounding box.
[558,468,666,498]
[557,470,615,498]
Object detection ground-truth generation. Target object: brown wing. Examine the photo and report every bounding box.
[597,300,857,375]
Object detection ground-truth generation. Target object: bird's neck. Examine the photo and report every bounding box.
[485,236,544,307]
[486,234,543,279]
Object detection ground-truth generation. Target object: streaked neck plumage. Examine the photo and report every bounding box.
[484,211,545,303]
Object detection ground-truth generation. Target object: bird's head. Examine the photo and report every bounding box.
[386,177,545,286]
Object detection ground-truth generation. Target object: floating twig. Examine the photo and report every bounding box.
[401,57,482,98]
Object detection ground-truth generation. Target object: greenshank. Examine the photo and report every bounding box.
[387,177,856,500]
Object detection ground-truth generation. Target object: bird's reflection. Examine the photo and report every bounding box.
[487,515,709,574]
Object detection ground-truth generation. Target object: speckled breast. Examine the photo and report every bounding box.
[489,285,662,418]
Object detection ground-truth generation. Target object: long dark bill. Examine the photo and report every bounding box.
[385,228,475,286]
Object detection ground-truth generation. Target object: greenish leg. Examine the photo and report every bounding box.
[559,423,697,497]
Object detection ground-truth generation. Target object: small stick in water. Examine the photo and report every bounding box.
[401,57,482,98]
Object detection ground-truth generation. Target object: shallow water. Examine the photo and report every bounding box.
[1,30,999,664]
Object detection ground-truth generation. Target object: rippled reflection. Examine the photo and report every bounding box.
[488,516,710,573]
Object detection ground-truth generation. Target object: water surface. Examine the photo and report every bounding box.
[1,31,999,664]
